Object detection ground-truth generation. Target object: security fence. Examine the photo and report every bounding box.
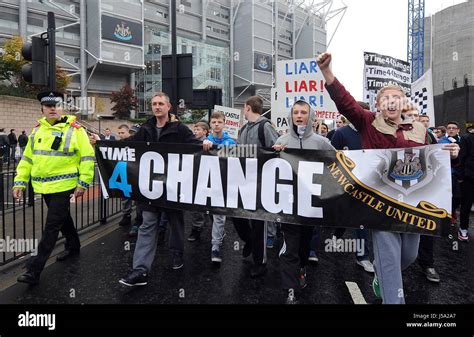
[0,161,122,266]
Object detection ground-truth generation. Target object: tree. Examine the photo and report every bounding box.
[110,84,138,119]
[0,36,71,97]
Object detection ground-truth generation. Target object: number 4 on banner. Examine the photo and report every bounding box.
[109,161,132,197]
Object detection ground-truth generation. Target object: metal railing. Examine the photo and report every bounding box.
[0,161,123,266]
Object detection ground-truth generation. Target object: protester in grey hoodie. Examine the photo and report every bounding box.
[233,96,280,279]
[273,100,335,304]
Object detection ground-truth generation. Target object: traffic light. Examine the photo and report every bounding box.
[21,36,48,86]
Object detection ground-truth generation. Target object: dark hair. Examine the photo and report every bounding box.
[105,128,111,131]
[446,121,459,128]
[117,124,129,130]
[245,96,263,115]
[419,114,430,120]
[321,123,329,130]
[10,129,14,132]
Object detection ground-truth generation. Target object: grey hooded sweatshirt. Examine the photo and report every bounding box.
[275,108,335,151]
[238,116,280,147]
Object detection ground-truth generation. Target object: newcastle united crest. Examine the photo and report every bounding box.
[381,148,435,195]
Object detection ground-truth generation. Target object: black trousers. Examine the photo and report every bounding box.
[280,223,313,291]
[417,235,434,268]
[460,177,474,230]
[233,218,266,265]
[27,189,80,274]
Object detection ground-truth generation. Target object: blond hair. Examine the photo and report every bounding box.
[151,92,170,103]
[375,84,405,103]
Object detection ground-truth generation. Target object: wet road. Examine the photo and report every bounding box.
[1,212,473,305]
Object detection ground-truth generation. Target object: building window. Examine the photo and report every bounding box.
[180,0,191,7]
[156,10,168,18]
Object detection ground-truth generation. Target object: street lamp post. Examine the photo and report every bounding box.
[97,115,101,135]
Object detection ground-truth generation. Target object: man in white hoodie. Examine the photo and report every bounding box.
[273,100,335,304]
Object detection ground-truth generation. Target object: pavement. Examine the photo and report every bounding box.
[0,213,473,305]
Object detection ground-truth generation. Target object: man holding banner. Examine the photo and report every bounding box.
[317,52,460,304]
[119,92,208,287]
[273,99,334,304]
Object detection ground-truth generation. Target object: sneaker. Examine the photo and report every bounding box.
[211,249,222,263]
[157,230,166,245]
[299,268,307,289]
[372,275,381,299]
[266,236,275,249]
[242,243,252,259]
[458,229,469,242]
[308,250,319,263]
[356,259,375,273]
[422,267,440,283]
[172,255,184,270]
[187,227,201,242]
[17,270,40,285]
[128,224,139,237]
[119,215,132,227]
[250,264,267,278]
[56,249,80,262]
[119,270,148,287]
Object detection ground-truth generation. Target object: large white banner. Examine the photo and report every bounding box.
[411,68,435,126]
[363,52,411,111]
[213,105,241,140]
[273,58,338,133]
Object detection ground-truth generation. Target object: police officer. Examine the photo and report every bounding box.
[13,91,95,285]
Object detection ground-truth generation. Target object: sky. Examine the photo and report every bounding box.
[324,0,468,100]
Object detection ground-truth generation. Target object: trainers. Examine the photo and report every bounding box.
[119,270,148,287]
[128,224,139,237]
[372,275,381,298]
[56,249,80,262]
[458,229,469,242]
[266,236,275,249]
[157,230,166,245]
[242,243,252,259]
[299,268,307,289]
[308,250,318,263]
[250,264,267,278]
[187,227,201,242]
[172,255,184,270]
[17,270,40,285]
[422,267,440,283]
[211,249,222,263]
[119,215,132,227]
[356,259,375,273]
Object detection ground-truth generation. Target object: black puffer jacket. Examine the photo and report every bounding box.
[459,131,474,180]
[128,116,201,211]
[129,116,200,145]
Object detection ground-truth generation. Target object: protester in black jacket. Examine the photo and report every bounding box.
[0,128,10,162]
[119,92,210,288]
[458,125,474,241]
[18,131,28,157]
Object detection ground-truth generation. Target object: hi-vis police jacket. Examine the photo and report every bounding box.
[13,115,95,194]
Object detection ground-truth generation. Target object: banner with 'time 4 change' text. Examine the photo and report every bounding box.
[96,142,452,237]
